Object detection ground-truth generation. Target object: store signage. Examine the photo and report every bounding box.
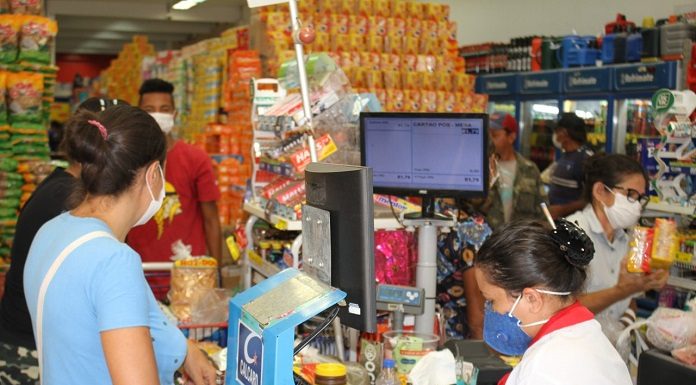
[237,320,263,385]
[652,89,675,113]
[476,74,518,95]
[519,72,561,95]
[563,67,611,93]
[613,62,677,91]
[247,0,287,7]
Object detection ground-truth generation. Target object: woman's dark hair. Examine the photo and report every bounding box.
[75,97,129,114]
[475,219,593,296]
[63,104,166,208]
[556,113,587,144]
[583,153,647,203]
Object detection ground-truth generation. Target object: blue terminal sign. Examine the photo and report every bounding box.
[476,74,518,96]
[518,71,562,95]
[613,62,677,91]
[563,67,612,93]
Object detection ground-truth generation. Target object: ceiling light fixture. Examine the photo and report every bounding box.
[172,0,206,10]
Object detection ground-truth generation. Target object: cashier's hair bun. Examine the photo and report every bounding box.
[550,219,595,268]
[64,105,166,208]
[475,219,588,296]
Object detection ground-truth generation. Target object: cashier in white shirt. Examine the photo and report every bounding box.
[567,154,668,323]
[475,218,632,385]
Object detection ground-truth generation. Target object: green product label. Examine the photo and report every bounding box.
[652,88,675,113]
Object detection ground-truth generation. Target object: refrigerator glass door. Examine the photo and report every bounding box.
[521,99,558,172]
[613,98,657,160]
[562,99,608,153]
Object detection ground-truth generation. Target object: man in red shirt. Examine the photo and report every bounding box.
[127,79,222,266]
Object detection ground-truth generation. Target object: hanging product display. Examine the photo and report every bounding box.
[0,2,57,265]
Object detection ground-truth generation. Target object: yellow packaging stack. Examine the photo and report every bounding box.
[252,0,487,112]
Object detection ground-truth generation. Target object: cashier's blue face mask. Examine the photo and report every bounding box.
[483,289,570,356]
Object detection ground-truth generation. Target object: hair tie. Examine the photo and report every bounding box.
[550,219,595,268]
[88,119,108,140]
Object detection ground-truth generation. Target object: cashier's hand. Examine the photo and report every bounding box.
[183,340,218,385]
[616,258,670,296]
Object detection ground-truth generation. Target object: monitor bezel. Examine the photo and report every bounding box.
[360,111,490,199]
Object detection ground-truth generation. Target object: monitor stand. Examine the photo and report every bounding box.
[402,195,455,336]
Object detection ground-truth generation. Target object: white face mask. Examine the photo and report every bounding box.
[552,132,563,150]
[134,164,165,227]
[602,185,642,230]
[150,112,175,134]
[509,288,572,328]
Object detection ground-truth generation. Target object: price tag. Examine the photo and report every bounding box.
[275,219,288,230]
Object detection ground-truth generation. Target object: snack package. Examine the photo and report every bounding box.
[404,89,422,112]
[651,218,678,270]
[8,71,43,123]
[402,36,418,55]
[387,17,406,37]
[169,240,219,322]
[349,15,369,35]
[406,1,423,19]
[0,71,7,125]
[349,33,364,52]
[0,15,19,63]
[357,0,373,16]
[626,226,654,273]
[338,0,355,14]
[19,16,58,65]
[367,35,384,53]
[373,0,390,17]
[10,0,41,15]
[383,70,401,89]
[369,16,387,36]
[422,90,437,112]
[385,88,404,111]
[330,13,349,36]
[366,70,383,89]
[391,0,406,18]
[402,71,420,90]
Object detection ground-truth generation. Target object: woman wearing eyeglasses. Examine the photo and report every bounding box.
[566,153,669,323]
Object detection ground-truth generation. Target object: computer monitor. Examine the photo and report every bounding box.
[360,112,489,218]
[304,162,376,332]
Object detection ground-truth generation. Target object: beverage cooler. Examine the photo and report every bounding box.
[475,73,521,145]
[560,67,614,154]
[518,71,562,172]
[611,61,679,158]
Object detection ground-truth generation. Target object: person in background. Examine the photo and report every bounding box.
[127,79,222,268]
[475,219,632,385]
[485,113,547,230]
[0,98,125,385]
[568,154,669,324]
[23,105,216,385]
[548,113,594,219]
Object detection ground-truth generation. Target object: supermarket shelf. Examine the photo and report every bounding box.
[243,202,403,231]
[644,202,695,216]
[667,276,696,291]
[247,250,281,278]
[243,202,302,231]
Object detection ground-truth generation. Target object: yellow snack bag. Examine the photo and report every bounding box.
[626,226,653,273]
[0,14,19,63]
[19,15,58,65]
[8,71,43,124]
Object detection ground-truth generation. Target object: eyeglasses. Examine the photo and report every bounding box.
[607,185,650,207]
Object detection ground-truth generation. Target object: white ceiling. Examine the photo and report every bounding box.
[48,0,250,54]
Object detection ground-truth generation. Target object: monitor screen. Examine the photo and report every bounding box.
[360,112,488,198]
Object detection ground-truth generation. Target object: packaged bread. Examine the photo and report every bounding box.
[169,240,218,322]
[651,218,678,270]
